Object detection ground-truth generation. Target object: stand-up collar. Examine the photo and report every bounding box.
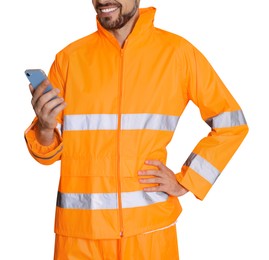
[96,7,156,48]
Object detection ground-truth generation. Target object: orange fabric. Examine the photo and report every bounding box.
[25,7,248,240]
[24,118,63,165]
[54,225,179,260]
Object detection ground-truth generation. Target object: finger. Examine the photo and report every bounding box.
[49,101,67,118]
[138,169,162,177]
[37,87,60,105]
[39,101,66,126]
[144,160,167,171]
[29,84,34,95]
[32,80,57,106]
[41,97,65,115]
[139,177,164,184]
[37,101,66,130]
[143,186,163,192]
[33,88,60,112]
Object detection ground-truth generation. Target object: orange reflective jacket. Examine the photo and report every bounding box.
[25,7,248,239]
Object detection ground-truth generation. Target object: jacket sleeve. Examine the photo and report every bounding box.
[24,118,63,165]
[175,44,249,200]
[24,52,67,165]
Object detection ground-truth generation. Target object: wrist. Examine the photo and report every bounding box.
[35,122,55,146]
[176,181,189,197]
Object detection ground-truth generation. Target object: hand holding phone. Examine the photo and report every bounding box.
[25,68,66,146]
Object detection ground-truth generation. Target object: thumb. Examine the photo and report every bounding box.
[29,84,34,95]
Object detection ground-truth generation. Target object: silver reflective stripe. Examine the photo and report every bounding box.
[64,114,118,131]
[206,110,247,129]
[184,152,220,184]
[64,114,180,131]
[121,191,168,208]
[57,191,168,210]
[33,145,63,160]
[57,192,117,210]
[121,114,180,131]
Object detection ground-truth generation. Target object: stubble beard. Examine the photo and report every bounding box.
[98,1,138,30]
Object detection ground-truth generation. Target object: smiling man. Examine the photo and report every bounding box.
[25,0,248,259]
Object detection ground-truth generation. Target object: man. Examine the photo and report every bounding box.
[25,0,248,259]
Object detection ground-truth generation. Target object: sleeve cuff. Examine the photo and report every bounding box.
[175,166,212,200]
[24,119,63,165]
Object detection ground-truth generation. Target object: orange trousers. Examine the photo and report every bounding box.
[54,225,179,260]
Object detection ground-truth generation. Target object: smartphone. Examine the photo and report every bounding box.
[25,69,52,93]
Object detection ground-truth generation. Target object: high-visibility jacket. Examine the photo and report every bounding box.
[25,7,248,240]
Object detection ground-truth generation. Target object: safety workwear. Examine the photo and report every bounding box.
[25,7,248,240]
[54,225,179,260]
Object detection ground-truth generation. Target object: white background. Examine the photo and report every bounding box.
[0,0,268,259]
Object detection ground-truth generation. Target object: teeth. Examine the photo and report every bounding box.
[101,7,118,13]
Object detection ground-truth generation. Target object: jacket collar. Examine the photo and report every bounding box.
[96,7,156,48]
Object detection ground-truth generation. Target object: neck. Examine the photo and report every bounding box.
[108,10,139,48]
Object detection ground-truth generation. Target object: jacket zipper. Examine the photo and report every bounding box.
[117,47,125,238]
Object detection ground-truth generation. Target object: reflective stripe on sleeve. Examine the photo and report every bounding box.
[57,191,168,210]
[32,145,63,160]
[64,114,179,132]
[184,152,220,184]
[205,110,247,129]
